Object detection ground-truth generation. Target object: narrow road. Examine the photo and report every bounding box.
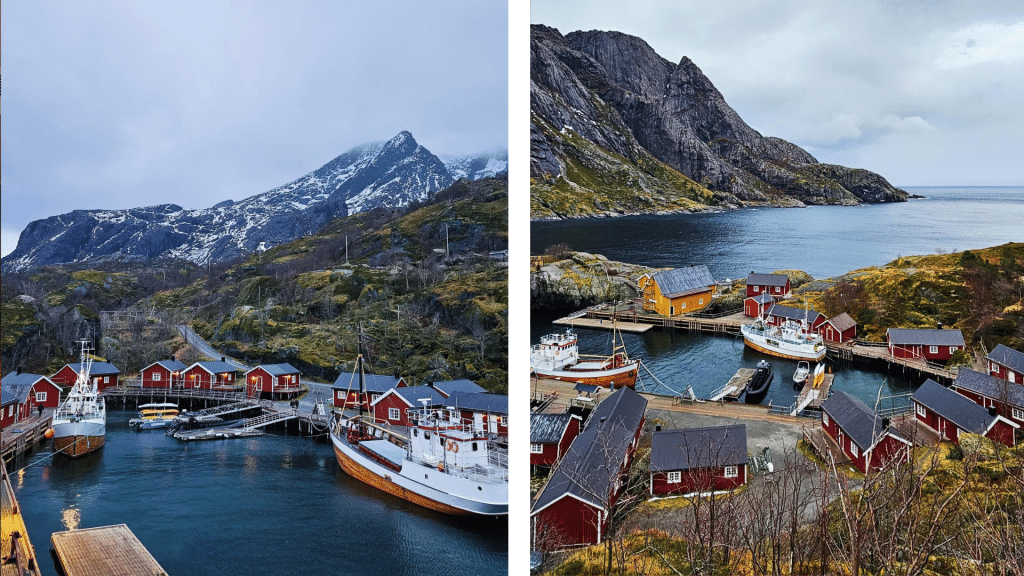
[176,325,250,371]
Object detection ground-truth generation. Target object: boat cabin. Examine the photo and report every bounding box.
[141,359,188,388]
[531,330,579,372]
[912,379,1018,447]
[951,368,1024,429]
[1,372,62,427]
[333,373,408,410]
[406,407,499,475]
[245,363,302,399]
[820,391,911,474]
[530,413,582,469]
[52,361,121,392]
[817,312,857,344]
[180,360,239,390]
[638,266,716,317]
[886,328,965,362]
[987,344,1024,384]
[649,424,748,496]
[745,273,791,298]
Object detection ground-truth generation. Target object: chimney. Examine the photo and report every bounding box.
[937,322,943,330]
[655,424,662,432]
[221,356,226,362]
[988,406,998,417]
[16,365,23,375]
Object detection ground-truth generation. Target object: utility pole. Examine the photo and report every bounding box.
[445,223,449,257]
[345,235,350,266]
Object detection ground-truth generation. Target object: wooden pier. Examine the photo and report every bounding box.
[552,317,652,333]
[825,340,959,381]
[550,304,746,336]
[791,373,834,416]
[2,467,42,576]
[1,415,52,464]
[51,524,166,576]
[708,369,754,402]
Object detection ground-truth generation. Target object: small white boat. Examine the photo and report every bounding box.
[793,361,810,386]
[130,403,180,430]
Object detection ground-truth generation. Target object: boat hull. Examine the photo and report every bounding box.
[330,430,507,516]
[741,327,826,361]
[52,420,106,458]
[532,361,639,388]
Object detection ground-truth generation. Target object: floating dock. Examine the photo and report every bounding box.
[791,373,834,416]
[51,524,166,576]
[551,317,653,333]
[708,369,755,402]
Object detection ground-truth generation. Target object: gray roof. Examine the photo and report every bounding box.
[649,424,748,472]
[146,360,188,372]
[444,391,507,414]
[190,361,239,374]
[745,293,775,305]
[389,386,446,407]
[430,380,485,396]
[886,328,965,347]
[532,387,648,514]
[988,344,1024,374]
[62,362,120,376]
[767,303,821,322]
[823,312,857,332]
[746,273,789,287]
[913,379,998,435]
[820,391,898,450]
[651,266,716,298]
[332,373,404,394]
[249,363,300,376]
[1,373,53,405]
[954,368,1024,408]
[531,413,575,444]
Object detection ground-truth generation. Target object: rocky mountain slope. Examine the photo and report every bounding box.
[531,25,906,219]
[3,132,507,272]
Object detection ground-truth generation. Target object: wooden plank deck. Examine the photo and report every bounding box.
[792,373,835,415]
[2,467,42,576]
[1,415,52,464]
[51,524,166,576]
[551,317,653,333]
[709,368,754,401]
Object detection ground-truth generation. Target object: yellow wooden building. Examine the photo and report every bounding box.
[638,265,717,316]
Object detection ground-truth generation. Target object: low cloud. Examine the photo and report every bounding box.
[936,22,1024,69]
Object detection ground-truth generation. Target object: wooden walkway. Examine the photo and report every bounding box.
[1,415,52,464]
[2,467,42,576]
[826,341,959,380]
[551,304,746,336]
[552,317,652,333]
[791,373,835,416]
[51,525,166,576]
[708,369,754,401]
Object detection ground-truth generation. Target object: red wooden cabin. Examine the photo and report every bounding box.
[52,361,121,392]
[649,424,748,496]
[140,359,188,388]
[443,391,508,438]
[765,303,825,331]
[886,328,965,362]
[332,374,407,411]
[245,364,302,399]
[1,372,62,427]
[817,312,857,344]
[371,386,446,427]
[181,360,240,390]
[952,368,1024,428]
[820,391,911,474]
[912,379,1018,447]
[987,344,1024,384]
[530,413,582,468]
[743,293,775,318]
[745,272,790,298]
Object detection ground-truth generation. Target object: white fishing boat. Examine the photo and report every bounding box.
[129,403,180,430]
[741,313,826,362]
[50,341,106,458]
[329,356,507,516]
[793,361,810,386]
[530,327,639,388]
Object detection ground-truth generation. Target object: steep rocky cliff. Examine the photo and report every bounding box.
[531,25,907,218]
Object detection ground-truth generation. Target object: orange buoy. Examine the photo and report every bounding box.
[45,428,55,439]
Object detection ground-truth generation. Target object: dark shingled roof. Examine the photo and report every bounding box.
[444,391,508,414]
[649,424,748,472]
[332,373,404,394]
[988,344,1024,375]
[953,368,1024,408]
[146,360,188,372]
[531,413,575,444]
[913,379,999,435]
[821,390,899,450]
[745,293,775,305]
[746,273,789,287]
[390,386,446,407]
[190,361,239,374]
[651,266,716,298]
[824,312,857,332]
[886,328,965,347]
[250,363,300,376]
[1,373,51,406]
[532,387,648,514]
[430,380,486,396]
[767,303,821,322]
[61,362,120,376]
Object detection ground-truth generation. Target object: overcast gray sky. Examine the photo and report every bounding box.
[1,1,507,257]
[532,0,1023,189]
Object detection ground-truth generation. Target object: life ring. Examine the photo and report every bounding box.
[446,439,459,453]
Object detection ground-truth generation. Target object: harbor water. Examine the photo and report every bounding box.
[10,410,507,576]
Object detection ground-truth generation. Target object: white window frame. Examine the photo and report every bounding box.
[753,285,760,293]
[822,412,830,426]
[699,298,704,305]
[667,471,681,484]
[990,361,999,373]
[104,376,110,383]
[153,372,162,381]
[388,407,400,420]
[35,391,47,403]
[916,403,926,417]
[337,391,344,399]
[371,393,381,404]
[929,346,939,354]
[724,465,738,478]
[1012,407,1023,421]
[530,443,543,454]
[949,347,959,353]
[850,443,859,457]
[448,409,459,422]
[1010,372,1018,384]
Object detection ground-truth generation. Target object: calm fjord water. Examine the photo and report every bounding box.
[12,411,506,576]
[532,187,1024,408]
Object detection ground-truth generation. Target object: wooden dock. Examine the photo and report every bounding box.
[171,427,264,441]
[551,304,746,336]
[826,340,959,381]
[1,415,52,464]
[51,524,166,576]
[791,373,834,416]
[708,369,754,401]
[2,467,42,576]
[552,317,652,333]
